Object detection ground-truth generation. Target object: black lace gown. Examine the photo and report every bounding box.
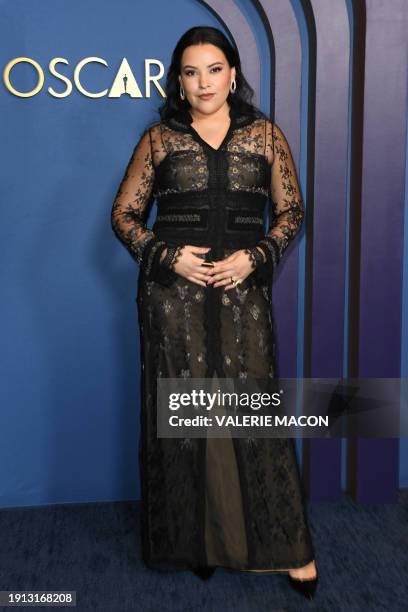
[111,104,315,572]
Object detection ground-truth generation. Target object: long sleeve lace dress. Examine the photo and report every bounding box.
[111,104,315,572]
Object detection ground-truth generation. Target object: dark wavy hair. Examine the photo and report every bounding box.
[157,26,267,122]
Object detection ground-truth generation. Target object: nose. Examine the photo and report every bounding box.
[199,75,209,89]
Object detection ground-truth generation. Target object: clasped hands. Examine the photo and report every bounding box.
[160,245,255,290]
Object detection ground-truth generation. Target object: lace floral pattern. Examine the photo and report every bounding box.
[111,115,304,279]
[111,130,157,266]
[260,120,305,268]
[112,107,313,572]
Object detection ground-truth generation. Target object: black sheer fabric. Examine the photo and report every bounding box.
[111,105,315,571]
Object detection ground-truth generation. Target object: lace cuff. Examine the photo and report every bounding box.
[255,236,281,272]
[160,246,179,270]
[140,239,178,287]
[244,246,266,270]
[243,237,281,284]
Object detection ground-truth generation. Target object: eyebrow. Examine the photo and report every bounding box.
[183,61,224,69]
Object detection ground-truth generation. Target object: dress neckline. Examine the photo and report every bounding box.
[189,118,233,152]
[164,103,259,152]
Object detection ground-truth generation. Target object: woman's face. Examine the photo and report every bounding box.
[179,43,236,117]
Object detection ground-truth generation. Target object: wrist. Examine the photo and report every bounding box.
[160,245,180,270]
[255,246,267,263]
[244,246,265,270]
[257,237,280,270]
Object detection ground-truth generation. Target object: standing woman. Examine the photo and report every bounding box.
[111,26,318,599]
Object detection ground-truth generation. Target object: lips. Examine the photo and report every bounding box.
[199,93,215,100]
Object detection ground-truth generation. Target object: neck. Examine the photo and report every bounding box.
[189,101,231,125]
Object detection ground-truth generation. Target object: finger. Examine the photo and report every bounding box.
[213,276,236,288]
[187,276,207,287]
[213,272,243,289]
[190,246,212,254]
[223,280,242,291]
[194,271,214,283]
[207,269,235,284]
[196,265,214,277]
[211,260,233,269]
[196,260,215,270]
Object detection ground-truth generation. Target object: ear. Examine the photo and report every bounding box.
[231,66,236,81]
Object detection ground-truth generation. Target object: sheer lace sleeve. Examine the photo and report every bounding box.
[111,128,176,285]
[255,121,305,273]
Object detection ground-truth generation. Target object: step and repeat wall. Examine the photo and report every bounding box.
[0,0,407,507]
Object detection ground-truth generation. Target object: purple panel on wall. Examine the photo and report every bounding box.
[308,0,349,378]
[201,0,261,102]
[258,0,303,379]
[352,0,406,503]
[260,0,347,500]
[306,0,350,500]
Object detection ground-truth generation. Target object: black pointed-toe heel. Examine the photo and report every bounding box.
[192,567,216,580]
[288,564,319,600]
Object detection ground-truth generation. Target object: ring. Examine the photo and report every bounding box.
[231,277,239,287]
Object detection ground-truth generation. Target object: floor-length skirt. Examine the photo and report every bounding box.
[136,268,315,571]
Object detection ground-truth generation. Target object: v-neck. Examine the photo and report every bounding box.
[164,104,261,151]
[189,120,233,152]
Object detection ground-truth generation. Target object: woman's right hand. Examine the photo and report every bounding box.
[163,245,213,287]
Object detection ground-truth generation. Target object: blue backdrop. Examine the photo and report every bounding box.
[0,0,407,508]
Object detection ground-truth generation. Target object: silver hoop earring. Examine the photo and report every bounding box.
[179,85,185,100]
[230,79,236,94]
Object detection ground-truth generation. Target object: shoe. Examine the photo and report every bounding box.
[192,567,216,580]
[288,564,319,600]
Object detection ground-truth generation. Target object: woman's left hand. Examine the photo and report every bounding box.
[206,249,255,291]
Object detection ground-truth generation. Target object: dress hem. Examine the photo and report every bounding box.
[142,554,316,574]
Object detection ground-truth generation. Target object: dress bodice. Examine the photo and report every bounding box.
[111,104,304,287]
[150,107,271,256]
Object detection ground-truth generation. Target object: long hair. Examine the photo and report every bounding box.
[157,26,267,122]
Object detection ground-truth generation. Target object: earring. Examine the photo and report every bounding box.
[230,79,236,94]
[180,84,185,100]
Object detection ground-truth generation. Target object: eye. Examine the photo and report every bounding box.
[184,66,222,77]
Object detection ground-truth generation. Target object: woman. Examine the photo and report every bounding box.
[111,26,318,599]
